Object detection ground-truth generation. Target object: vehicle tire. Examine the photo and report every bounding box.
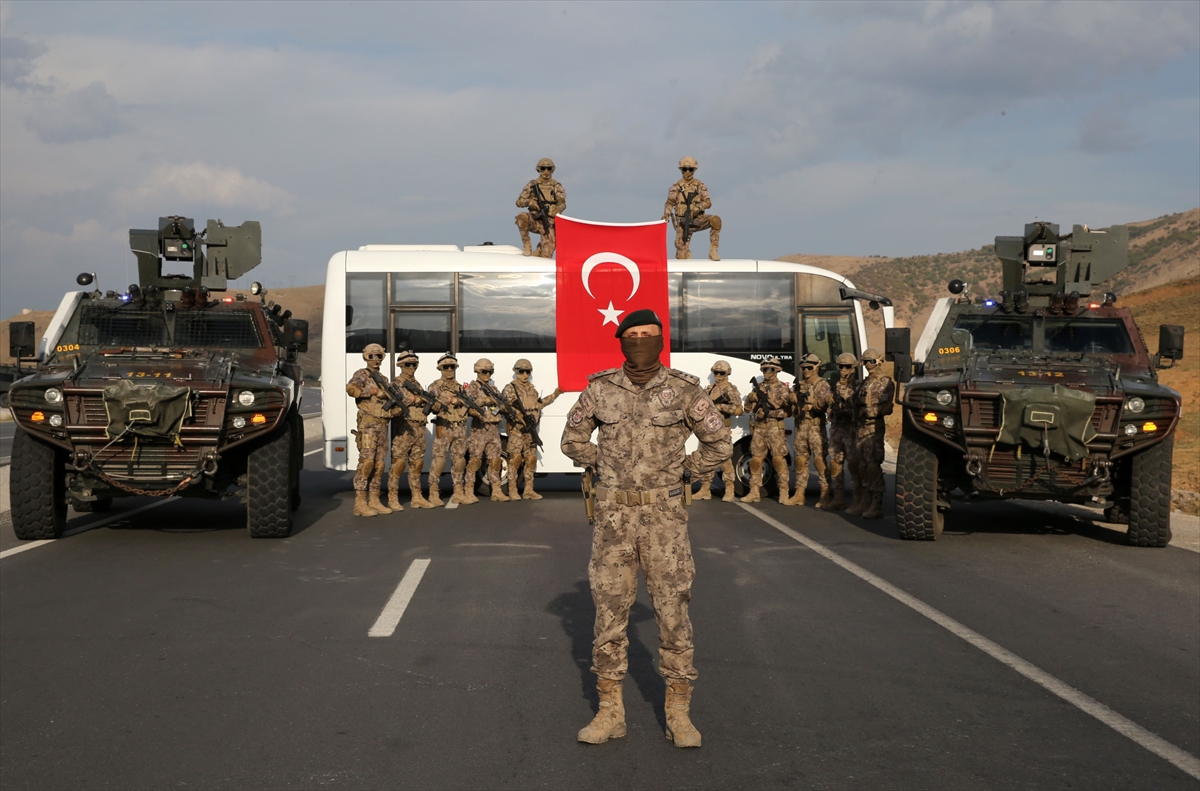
[72,497,113,513]
[247,427,293,538]
[730,440,777,497]
[0,390,8,409]
[1126,435,1172,548]
[894,426,944,541]
[288,412,303,512]
[11,429,67,540]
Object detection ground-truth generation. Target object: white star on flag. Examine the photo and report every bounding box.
[597,301,624,326]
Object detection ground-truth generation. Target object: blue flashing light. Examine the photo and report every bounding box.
[120,294,131,301]
[984,299,996,308]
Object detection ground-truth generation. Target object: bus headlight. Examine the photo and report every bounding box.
[45,388,63,404]
[237,390,256,407]
[1124,397,1145,413]
[936,390,953,406]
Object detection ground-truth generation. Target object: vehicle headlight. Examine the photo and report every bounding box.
[237,390,256,407]
[1124,424,1138,436]
[49,414,63,427]
[1125,397,1145,413]
[232,416,246,429]
[942,415,956,429]
[45,388,63,404]
[936,390,953,406]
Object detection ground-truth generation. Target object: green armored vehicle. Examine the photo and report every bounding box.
[888,222,1184,546]
[6,216,309,539]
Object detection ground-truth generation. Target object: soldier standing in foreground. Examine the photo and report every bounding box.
[789,353,834,507]
[848,349,894,519]
[427,353,470,506]
[695,360,743,502]
[501,359,562,500]
[740,357,797,505]
[346,343,401,517]
[662,156,721,261]
[465,358,507,504]
[388,350,435,511]
[826,352,860,511]
[562,309,730,748]
[515,158,566,258]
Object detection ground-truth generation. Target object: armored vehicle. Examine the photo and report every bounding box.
[889,222,1184,546]
[6,216,309,539]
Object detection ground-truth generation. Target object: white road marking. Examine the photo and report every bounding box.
[454,542,551,549]
[304,448,322,457]
[738,503,1200,781]
[368,558,431,637]
[0,498,175,561]
[445,500,458,509]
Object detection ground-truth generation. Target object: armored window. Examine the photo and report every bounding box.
[1044,318,1134,355]
[802,313,857,381]
[391,273,454,305]
[346,274,387,353]
[952,315,1033,351]
[681,274,794,354]
[393,312,452,354]
[76,303,170,348]
[175,310,262,348]
[457,272,555,353]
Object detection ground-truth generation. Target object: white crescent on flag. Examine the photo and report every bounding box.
[581,252,641,301]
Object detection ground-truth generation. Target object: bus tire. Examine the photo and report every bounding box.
[895,426,943,541]
[11,429,67,540]
[247,428,294,539]
[731,440,776,497]
[1126,435,1172,548]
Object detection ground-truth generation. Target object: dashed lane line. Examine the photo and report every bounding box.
[738,503,1200,781]
[368,558,432,637]
[304,448,322,457]
[0,498,175,561]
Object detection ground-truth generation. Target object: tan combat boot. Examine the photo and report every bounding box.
[577,678,626,744]
[862,491,884,519]
[776,460,798,506]
[426,482,443,507]
[387,488,405,512]
[508,475,521,501]
[694,480,712,500]
[489,461,510,501]
[409,474,434,509]
[721,483,736,502]
[352,491,376,517]
[829,487,846,511]
[664,680,702,748]
[709,241,720,262]
[740,461,763,503]
[521,236,533,256]
[844,485,867,516]
[368,488,392,515]
[522,465,543,499]
[814,486,832,510]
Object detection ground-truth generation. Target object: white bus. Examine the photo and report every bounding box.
[321,243,889,493]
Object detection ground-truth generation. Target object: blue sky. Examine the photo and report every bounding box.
[2,0,1197,317]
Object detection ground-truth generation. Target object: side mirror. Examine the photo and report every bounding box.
[884,327,912,383]
[1156,324,1184,369]
[9,321,36,360]
[284,319,309,353]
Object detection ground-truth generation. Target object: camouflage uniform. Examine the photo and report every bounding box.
[387,362,433,510]
[515,158,566,258]
[697,373,742,501]
[827,361,860,511]
[465,361,507,504]
[501,361,561,500]
[662,156,721,261]
[790,361,833,507]
[561,366,730,689]
[741,361,796,504]
[346,348,399,517]
[850,350,894,519]
[428,361,469,506]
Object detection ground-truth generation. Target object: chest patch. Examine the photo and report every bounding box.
[658,387,676,407]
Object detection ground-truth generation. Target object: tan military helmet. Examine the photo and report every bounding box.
[836,352,858,366]
[860,348,882,364]
[396,349,418,365]
[362,343,385,361]
[513,358,533,371]
[760,356,783,370]
[536,158,555,172]
[800,353,822,366]
[679,156,698,170]
[474,358,494,373]
[711,360,732,374]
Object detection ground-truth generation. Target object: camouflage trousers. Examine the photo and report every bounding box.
[467,421,504,484]
[828,422,859,492]
[507,429,539,488]
[699,459,736,489]
[431,421,467,490]
[590,498,696,681]
[353,418,389,493]
[792,417,829,494]
[856,419,887,496]
[515,212,554,257]
[388,421,428,495]
[674,213,721,259]
[748,418,790,488]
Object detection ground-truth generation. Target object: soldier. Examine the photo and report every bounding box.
[847,349,894,519]
[427,352,470,506]
[465,358,508,504]
[562,309,730,749]
[387,350,435,511]
[740,357,797,505]
[789,353,834,507]
[346,343,400,517]
[662,156,721,261]
[695,360,743,502]
[826,352,860,511]
[500,358,562,500]
[515,158,566,258]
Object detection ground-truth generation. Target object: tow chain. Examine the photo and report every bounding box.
[968,456,1049,496]
[87,466,203,497]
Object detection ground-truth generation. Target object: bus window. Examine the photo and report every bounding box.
[802,313,857,381]
[391,273,454,305]
[393,311,452,353]
[347,274,387,353]
[669,273,682,352]
[797,274,844,306]
[458,272,555,352]
[682,274,794,354]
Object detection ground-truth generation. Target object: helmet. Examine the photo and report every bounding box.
[363,343,385,361]
[396,349,418,365]
[836,352,858,365]
[679,156,698,169]
[800,353,822,366]
[437,351,458,366]
[513,358,533,371]
[860,348,882,364]
[536,157,555,172]
[474,358,494,373]
[760,356,783,370]
[711,360,732,374]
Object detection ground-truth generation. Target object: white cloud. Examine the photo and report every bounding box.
[116,162,297,217]
[24,80,127,143]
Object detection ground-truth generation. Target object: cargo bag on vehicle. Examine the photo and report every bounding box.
[103,378,193,444]
[996,384,1096,461]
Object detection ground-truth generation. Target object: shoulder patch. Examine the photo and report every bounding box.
[667,368,700,386]
[588,367,620,382]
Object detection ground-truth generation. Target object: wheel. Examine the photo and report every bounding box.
[72,497,113,513]
[0,390,9,409]
[1126,435,1173,547]
[247,427,294,538]
[11,429,67,540]
[730,440,776,497]
[288,412,303,512]
[894,425,944,540]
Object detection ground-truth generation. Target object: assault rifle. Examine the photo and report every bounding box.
[673,190,699,247]
[497,384,544,448]
[530,182,556,235]
[399,377,438,417]
[455,384,488,422]
[749,375,777,420]
[477,379,522,427]
[367,368,410,413]
[582,466,596,525]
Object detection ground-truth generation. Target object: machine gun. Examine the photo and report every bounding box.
[367,369,410,413]
[477,379,522,428]
[129,216,261,292]
[399,377,438,417]
[672,191,699,247]
[502,387,545,449]
[454,384,488,422]
[749,375,777,420]
[529,182,557,234]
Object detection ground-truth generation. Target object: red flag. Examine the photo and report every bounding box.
[555,216,670,391]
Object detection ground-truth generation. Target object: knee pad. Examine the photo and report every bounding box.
[709,215,722,231]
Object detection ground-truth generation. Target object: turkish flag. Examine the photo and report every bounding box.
[555,216,670,391]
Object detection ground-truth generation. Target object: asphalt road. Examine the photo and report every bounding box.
[0,421,13,464]
[1,432,1198,789]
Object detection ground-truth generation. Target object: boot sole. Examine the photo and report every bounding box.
[664,727,702,748]
[578,723,626,743]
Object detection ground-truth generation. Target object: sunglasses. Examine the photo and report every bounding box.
[837,364,855,369]
[713,371,728,376]
[400,362,418,368]
[439,364,457,370]
[800,364,816,370]
[515,368,532,374]
[366,354,384,361]
[538,166,554,172]
[760,367,780,373]
[680,167,696,172]
[478,369,494,375]
[862,359,878,365]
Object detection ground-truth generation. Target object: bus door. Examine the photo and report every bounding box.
[798,309,859,385]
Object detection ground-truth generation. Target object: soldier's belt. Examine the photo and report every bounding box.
[595,483,684,506]
[436,418,466,427]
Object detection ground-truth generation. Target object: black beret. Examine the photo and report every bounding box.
[614,308,663,338]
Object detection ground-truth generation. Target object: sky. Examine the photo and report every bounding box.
[1,0,1197,317]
